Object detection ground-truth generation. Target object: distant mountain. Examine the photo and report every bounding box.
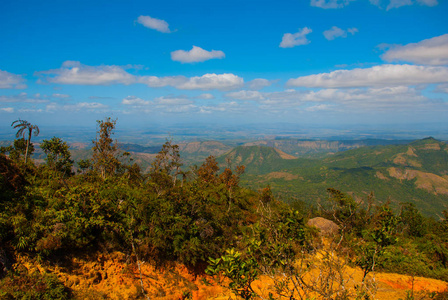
[178,141,232,164]
[243,139,413,158]
[217,145,305,174]
[119,143,161,154]
[228,138,448,218]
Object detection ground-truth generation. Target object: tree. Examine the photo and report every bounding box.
[40,137,74,176]
[0,138,32,161]
[77,159,92,174]
[149,139,184,193]
[92,117,120,179]
[11,119,40,164]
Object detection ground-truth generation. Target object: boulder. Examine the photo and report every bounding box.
[307,217,339,236]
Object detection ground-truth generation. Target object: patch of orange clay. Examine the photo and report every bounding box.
[14,251,448,300]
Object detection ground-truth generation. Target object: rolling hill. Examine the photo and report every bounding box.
[220,137,448,218]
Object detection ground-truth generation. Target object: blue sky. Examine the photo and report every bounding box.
[1,0,447,133]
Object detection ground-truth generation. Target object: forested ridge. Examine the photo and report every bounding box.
[1,118,448,299]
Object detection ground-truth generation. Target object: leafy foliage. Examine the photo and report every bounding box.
[11,119,40,164]
[92,117,120,179]
[0,267,71,300]
[41,137,74,176]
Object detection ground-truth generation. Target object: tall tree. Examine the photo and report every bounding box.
[11,119,40,164]
[40,137,74,176]
[92,117,120,179]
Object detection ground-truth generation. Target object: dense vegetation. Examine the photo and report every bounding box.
[233,138,448,217]
[1,118,448,299]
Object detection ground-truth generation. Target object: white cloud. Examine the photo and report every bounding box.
[310,0,355,9]
[280,27,312,48]
[197,93,215,99]
[434,84,448,93]
[247,78,272,90]
[381,34,448,66]
[287,64,448,88]
[76,102,108,109]
[306,104,333,111]
[231,86,438,113]
[18,108,44,113]
[347,28,359,35]
[0,107,14,113]
[46,102,108,112]
[137,75,188,88]
[176,73,244,91]
[417,0,438,6]
[225,90,265,101]
[387,0,413,9]
[39,61,135,85]
[39,62,244,91]
[199,101,246,114]
[0,70,27,89]
[300,86,437,112]
[153,96,197,113]
[171,46,225,63]
[0,93,49,103]
[323,26,358,40]
[323,26,346,40]
[122,96,151,106]
[136,15,171,33]
[154,96,193,105]
[52,93,70,98]
[371,0,438,9]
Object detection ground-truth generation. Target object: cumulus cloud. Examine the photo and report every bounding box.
[137,75,188,88]
[417,0,438,6]
[323,26,358,40]
[247,78,272,90]
[225,90,265,101]
[287,64,448,88]
[198,101,247,114]
[371,0,438,9]
[52,93,70,98]
[224,86,438,114]
[434,84,448,93]
[381,34,448,66]
[152,96,197,113]
[171,46,225,63]
[387,0,413,9]
[175,73,244,91]
[122,96,151,106]
[0,93,49,103]
[197,93,215,99]
[280,27,312,48]
[154,96,193,105]
[310,0,355,8]
[306,104,333,112]
[38,62,244,91]
[46,102,108,112]
[136,15,171,33]
[0,70,27,89]
[38,61,135,85]
[300,86,440,113]
[0,107,14,113]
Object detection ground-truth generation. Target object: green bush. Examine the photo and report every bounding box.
[0,268,71,300]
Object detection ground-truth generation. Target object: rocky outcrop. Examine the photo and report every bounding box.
[307,217,339,236]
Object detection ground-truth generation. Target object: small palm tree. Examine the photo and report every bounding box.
[11,119,40,164]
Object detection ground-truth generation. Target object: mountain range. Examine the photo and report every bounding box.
[220,137,448,218]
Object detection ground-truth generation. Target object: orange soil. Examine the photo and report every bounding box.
[16,252,448,300]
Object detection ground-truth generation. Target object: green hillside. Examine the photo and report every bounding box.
[243,138,413,158]
[226,138,448,218]
[217,145,313,174]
